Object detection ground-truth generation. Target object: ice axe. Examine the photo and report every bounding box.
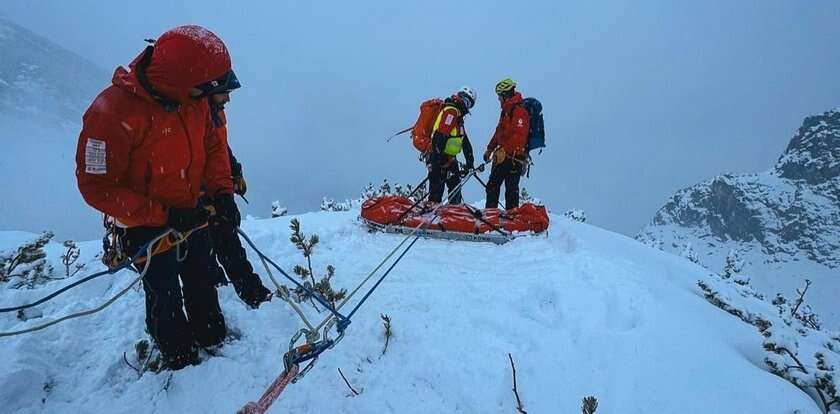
[385,126,412,143]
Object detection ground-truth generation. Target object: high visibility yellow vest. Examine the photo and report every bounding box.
[433,105,465,156]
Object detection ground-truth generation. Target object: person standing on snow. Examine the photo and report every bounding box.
[484,78,529,210]
[427,87,477,204]
[75,26,241,370]
[204,92,272,309]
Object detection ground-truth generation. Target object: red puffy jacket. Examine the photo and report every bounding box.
[75,26,234,228]
[487,92,530,157]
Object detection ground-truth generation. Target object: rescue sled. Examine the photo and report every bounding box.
[360,195,550,244]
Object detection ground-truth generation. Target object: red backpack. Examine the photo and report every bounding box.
[411,98,443,154]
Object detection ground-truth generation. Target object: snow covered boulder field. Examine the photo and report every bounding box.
[0,210,822,413]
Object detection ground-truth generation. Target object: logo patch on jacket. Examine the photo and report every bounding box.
[517,118,525,127]
[84,138,107,174]
[444,113,455,126]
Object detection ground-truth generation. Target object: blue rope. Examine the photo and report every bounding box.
[0,233,164,314]
[345,235,420,321]
[236,228,348,324]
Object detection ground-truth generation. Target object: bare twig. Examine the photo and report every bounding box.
[380,314,393,356]
[581,396,598,414]
[508,353,527,414]
[338,368,359,396]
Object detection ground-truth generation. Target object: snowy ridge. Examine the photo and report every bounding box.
[0,17,106,127]
[638,108,840,327]
[0,210,820,413]
[0,18,110,240]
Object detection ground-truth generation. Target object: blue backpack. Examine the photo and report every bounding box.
[521,97,545,153]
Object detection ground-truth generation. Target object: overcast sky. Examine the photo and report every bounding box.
[2,1,840,240]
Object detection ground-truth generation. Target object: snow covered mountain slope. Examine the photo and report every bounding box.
[0,18,106,127]
[0,18,107,240]
[638,108,840,328]
[0,211,820,413]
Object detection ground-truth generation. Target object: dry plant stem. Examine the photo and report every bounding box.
[508,353,527,414]
[790,279,811,318]
[338,368,359,396]
[381,313,392,356]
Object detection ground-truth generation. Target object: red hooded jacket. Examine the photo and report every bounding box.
[487,92,530,157]
[75,26,234,227]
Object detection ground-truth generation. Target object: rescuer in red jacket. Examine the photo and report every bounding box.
[75,25,240,370]
[205,100,272,309]
[484,78,530,210]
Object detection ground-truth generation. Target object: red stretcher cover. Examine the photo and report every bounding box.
[360,195,550,234]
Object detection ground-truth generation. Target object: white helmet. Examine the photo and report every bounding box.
[457,86,476,109]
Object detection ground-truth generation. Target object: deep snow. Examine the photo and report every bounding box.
[0,210,822,413]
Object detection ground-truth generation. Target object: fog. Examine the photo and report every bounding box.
[2,1,839,240]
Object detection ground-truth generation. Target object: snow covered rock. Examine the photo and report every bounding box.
[638,108,840,326]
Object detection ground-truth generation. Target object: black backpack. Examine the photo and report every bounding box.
[521,97,545,153]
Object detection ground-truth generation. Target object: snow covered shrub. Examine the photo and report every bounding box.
[288,218,346,310]
[0,231,56,288]
[681,243,700,265]
[520,188,543,205]
[581,396,598,414]
[363,178,427,201]
[322,179,428,212]
[564,209,586,223]
[697,272,839,413]
[320,197,353,212]
[722,250,744,280]
[271,201,288,218]
[60,240,85,278]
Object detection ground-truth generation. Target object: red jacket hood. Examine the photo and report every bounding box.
[112,25,232,105]
[501,92,524,112]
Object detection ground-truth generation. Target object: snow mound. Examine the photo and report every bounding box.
[0,211,820,413]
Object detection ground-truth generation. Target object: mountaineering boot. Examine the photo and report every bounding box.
[160,346,200,371]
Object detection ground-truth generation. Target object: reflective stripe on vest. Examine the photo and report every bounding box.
[433,105,464,156]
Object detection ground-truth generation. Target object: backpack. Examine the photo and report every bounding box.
[521,97,545,153]
[411,98,444,154]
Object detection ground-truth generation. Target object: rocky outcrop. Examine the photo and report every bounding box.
[639,108,840,268]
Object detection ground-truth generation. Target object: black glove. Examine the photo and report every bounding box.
[167,206,209,233]
[232,175,247,196]
[482,149,492,163]
[465,162,475,172]
[232,275,272,309]
[212,193,239,225]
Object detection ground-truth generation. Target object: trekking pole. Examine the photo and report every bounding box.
[385,126,412,143]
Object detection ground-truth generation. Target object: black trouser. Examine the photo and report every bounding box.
[428,159,463,204]
[485,158,522,209]
[207,204,260,289]
[122,226,226,360]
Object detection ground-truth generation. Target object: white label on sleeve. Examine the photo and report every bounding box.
[84,138,107,174]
